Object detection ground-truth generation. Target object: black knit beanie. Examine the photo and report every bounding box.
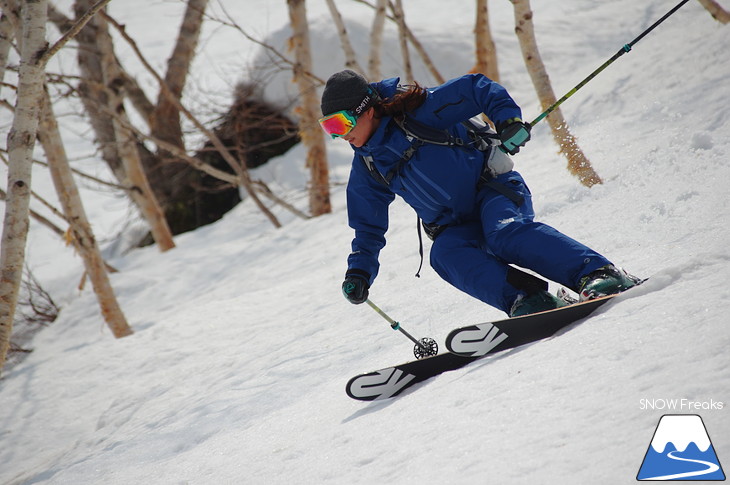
[321,70,378,116]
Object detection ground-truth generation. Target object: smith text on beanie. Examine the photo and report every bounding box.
[321,70,378,116]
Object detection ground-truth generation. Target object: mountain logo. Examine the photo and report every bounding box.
[637,414,726,481]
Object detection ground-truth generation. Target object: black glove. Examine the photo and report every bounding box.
[342,269,370,304]
[497,118,531,155]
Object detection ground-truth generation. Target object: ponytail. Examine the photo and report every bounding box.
[373,83,427,118]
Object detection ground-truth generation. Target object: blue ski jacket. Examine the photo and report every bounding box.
[346,74,524,285]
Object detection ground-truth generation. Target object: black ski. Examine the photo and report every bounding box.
[346,294,617,401]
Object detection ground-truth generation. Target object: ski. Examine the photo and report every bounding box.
[346,293,618,401]
[445,293,615,357]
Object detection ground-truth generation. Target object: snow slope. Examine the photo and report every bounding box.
[1,1,729,484]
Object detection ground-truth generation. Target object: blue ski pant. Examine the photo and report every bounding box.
[429,171,611,314]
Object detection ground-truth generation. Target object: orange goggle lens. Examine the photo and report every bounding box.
[318,110,358,138]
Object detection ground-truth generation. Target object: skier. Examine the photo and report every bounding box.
[319,70,639,316]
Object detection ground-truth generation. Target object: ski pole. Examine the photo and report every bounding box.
[365,298,438,359]
[530,0,691,127]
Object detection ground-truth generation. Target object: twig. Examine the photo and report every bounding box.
[324,0,366,74]
[92,91,310,219]
[390,0,413,82]
[93,102,239,184]
[101,10,282,228]
[207,1,325,85]
[0,150,68,222]
[0,186,64,237]
[351,0,444,83]
[40,0,113,66]
[253,180,311,220]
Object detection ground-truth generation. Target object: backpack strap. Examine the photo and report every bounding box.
[359,114,524,279]
[478,176,525,206]
[460,116,502,151]
[361,154,390,187]
[394,115,465,148]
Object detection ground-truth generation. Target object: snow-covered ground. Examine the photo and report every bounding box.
[1,1,729,483]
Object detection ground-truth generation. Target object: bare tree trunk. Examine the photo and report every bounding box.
[391,0,413,82]
[389,0,444,84]
[38,86,132,338]
[72,0,127,183]
[2,0,126,373]
[103,12,282,228]
[697,0,730,23]
[43,0,112,64]
[1,0,48,375]
[95,14,175,251]
[354,0,444,84]
[368,0,387,81]
[107,101,177,252]
[69,1,174,250]
[324,0,365,74]
[145,0,212,236]
[510,0,602,187]
[473,0,499,82]
[0,186,64,238]
[47,4,155,126]
[287,0,331,216]
[0,0,19,93]
[103,3,281,233]
[150,0,208,148]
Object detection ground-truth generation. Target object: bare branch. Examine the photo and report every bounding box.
[252,181,311,220]
[101,10,282,228]
[390,0,413,82]
[46,68,306,223]
[18,266,60,324]
[324,0,366,74]
[93,98,239,184]
[206,2,325,85]
[93,10,175,252]
[46,3,74,34]
[120,72,155,126]
[0,186,64,237]
[0,149,69,223]
[40,0,113,66]
[352,0,444,83]
[368,0,387,80]
[45,68,155,129]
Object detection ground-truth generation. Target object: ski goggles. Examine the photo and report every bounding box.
[318,110,358,139]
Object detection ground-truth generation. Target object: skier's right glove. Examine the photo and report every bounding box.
[497,118,531,155]
[342,270,370,305]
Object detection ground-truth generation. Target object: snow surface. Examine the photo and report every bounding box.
[1,0,729,483]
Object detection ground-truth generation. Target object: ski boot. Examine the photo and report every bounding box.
[556,287,579,305]
[510,290,568,317]
[578,265,642,301]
